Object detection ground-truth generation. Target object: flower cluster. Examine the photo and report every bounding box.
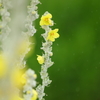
[36,12,59,100]
[18,0,40,99]
[9,68,37,100]
[22,69,38,100]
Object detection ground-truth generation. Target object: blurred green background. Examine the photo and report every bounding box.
[27,0,100,100]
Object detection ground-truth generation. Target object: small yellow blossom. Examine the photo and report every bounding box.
[33,74,37,79]
[40,13,53,26]
[47,29,59,42]
[37,55,44,64]
[26,89,38,100]
[27,90,31,94]
[31,89,38,100]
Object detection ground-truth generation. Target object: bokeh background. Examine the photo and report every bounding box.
[27,0,100,100]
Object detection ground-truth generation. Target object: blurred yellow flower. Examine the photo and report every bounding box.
[47,29,59,42]
[37,55,44,64]
[16,38,35,58]
[31,89,38,100]
[11,69,26,87]
[27,89,38,100]
[40,13,53,26]
[16,39,30,57]
[20,74,27,85]
[0,54,7,78]
[33,74,37,79]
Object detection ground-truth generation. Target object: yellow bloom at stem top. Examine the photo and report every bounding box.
[40,13,53,26]
[37,55,44,64]
[47,29,59,42]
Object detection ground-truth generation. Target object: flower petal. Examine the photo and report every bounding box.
[54,32,60,38]
[54,29,59,33]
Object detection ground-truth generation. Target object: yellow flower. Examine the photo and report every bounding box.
[0,54,7,78]
[11,69,26,87]
[20,74,27,85]
[16,39,30,57]
[33,74,37,79]
[31,89,38,100]
[37,55,44,64]
[47,29,59,42]
[27,89,38,100]
[40,13,53,26]
[16,38,35,58]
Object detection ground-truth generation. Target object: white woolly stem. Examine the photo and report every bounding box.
[36,14,54,100]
